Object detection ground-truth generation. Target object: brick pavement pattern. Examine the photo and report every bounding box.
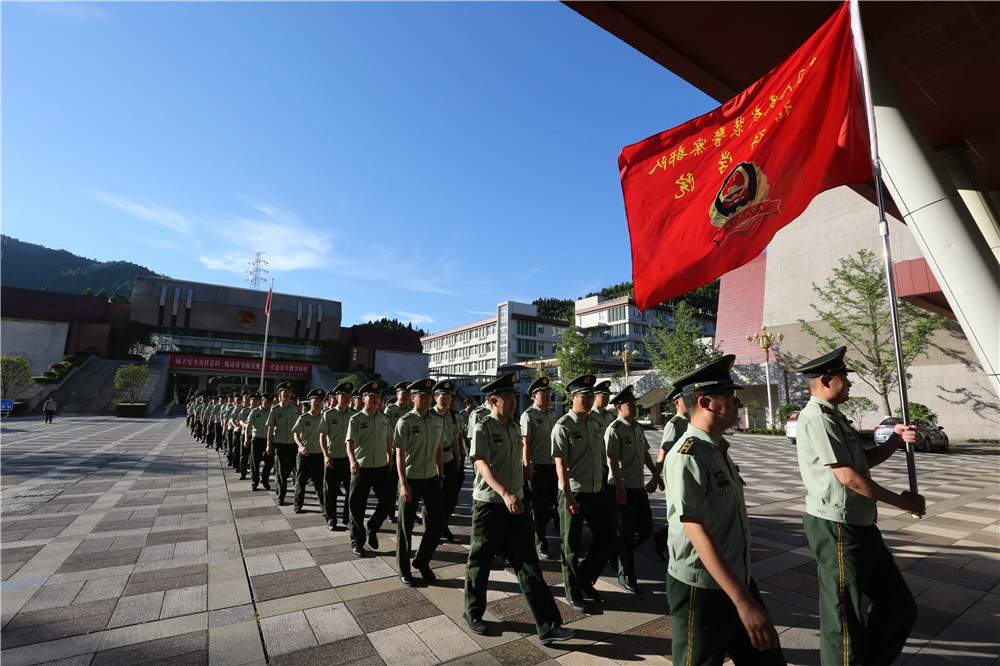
[2,415,997,665]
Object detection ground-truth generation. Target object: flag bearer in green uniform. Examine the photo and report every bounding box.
[605,385,657,594]
[245,393,274,491]
[520,376,559,559]
[552,374,616,614]
[664,355,784,666]
[590,380,616,439]
[346,381,394,557]
[292,388,327,514]
[432,381,463,542]
[650,385,685,559]
[393,378,445,587]
[462,373,576,647]
[266,382,300,506]
[795,347,922,666]
[320,381,354,531]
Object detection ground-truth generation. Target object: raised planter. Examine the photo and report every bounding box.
[116,403,149,418]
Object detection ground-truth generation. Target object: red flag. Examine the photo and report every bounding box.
[264,279,273,315]
[621,1,874,310]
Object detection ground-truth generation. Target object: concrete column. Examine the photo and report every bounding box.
[868,49,1000,396]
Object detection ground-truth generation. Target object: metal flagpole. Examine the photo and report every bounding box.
[259,280,273,393]
[874,168,918,495]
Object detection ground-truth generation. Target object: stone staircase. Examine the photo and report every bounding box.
[46,359,164,416]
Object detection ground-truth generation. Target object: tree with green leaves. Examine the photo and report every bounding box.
[552,326,595,397]
[742,401,765,428]
[895,402,937,423]
[800,249,946,416]
[115,364,152,403]
[841,396,877,429]
[1,354,33,399]
[644,301,722,385]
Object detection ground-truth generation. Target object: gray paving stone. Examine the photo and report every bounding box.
[160,584,208,618]
[108,591,164,628]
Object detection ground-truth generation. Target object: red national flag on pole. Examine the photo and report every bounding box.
[264,279,273,315]
[621,1,875,310]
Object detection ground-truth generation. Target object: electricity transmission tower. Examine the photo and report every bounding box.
[245,252,269,289]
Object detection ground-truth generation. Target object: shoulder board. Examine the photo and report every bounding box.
[669,415,681,423]
[610,421,621,429]
[401,412,417,420]
[819,404,834,416]
[349,411,363,420]
[677,437,698,455]
[477,416,491,426]
[557,415,571,425]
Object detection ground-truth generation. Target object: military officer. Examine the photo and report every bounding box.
[590,380,616,439]
[605,385,657,593]
[320,381,354,531]
[432,381,463,542]
[795,346,922,666]
[346,380,395,557]
[664,355,784,665]
[462,373,576,646]
[520,375,560,559]
[291,388,327,514]
[394,378,445,586]
[266,382,300,506]
[552,374,616,613]
[650,385,686,559]
[245,392,274,491]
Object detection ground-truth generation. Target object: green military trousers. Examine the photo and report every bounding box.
[396,477,444,577]
[803,513,916,666]
[464,500,562,638]
[666,575,786,666]
[608,486,653,587]
[557,489,615,605]
[527,463,559,553]
[272,443,297,503]
[348,465,395,550]
[323,457,351,527]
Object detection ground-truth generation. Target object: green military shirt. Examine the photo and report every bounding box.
[520,403,557,465]
[346,409,391,468]
[266,403,300,444]
[384,403,410,439]
[470,410,523,503]
[223,403,238,431]
[432,406,460,463]
[589,406,616,440]
[551,409,605,494]
[467,404,491,436]
[245,406,269,440]
[796,396,877,525]
[208,403,223,424]
[321,405,353,459]
[660,413,690,453]
[665,424,751,591]
[234,405,252,432]
[291,411,325,454]
[394,408,444,480]
[606,416,648,489]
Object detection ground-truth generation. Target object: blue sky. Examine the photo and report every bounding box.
[2,1,716,334]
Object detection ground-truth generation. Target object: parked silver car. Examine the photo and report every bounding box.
[873,417,949,452]
[785,411,799,445]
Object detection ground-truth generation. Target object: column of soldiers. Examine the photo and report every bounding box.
[184,352,923,664]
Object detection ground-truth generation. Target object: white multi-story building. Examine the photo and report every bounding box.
[421,301,569,395]
[574,295,716,368]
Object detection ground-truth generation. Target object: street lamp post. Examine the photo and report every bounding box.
[613,344,641,387]
[746,326,783,429]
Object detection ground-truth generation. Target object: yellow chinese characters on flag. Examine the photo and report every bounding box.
[620,1,874,310]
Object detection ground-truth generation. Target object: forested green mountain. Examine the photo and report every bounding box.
[532,280,720,321]
[0,235,162,300]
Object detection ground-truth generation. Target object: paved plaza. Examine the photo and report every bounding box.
[1,415,997,665]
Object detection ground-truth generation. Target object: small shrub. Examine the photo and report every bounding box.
[741,428,787,436]
[777,403,801,423]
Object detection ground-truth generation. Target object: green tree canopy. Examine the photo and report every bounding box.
[552,326,595,398]
[799,249,945,416]
[115,364,152,403]
[1,354,33,399]
[361,317,427,338]
[841,396,878,429]
[644,301,722,385]
[532,298,574,322]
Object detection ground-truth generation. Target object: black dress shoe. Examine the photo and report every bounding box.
[400,575,416,587]
[387,515,397,524]
[540,626,577,646]
[262,482,271,491]
[329,523,344,532]
[352,546,365,557]
[277,499,286,506]
[414,561,436,582]
[441,526,454,543]
[620,580,643,594]
[463,613,487,636]
[566,599,587,613]
[293,505,303,514]
[538,549,552,560]
[250,484,258,491]
[239,474,247,480]
[367,527,379,550]
[581,581,603,603]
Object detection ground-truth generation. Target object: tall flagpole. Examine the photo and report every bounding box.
[259,279,273,392]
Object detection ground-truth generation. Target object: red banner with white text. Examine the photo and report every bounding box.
[169,355,311,376]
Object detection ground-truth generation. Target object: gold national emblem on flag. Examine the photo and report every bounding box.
[708,162,782,248]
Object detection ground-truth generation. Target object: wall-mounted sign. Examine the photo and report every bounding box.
[169,355,311,376]
[237,311,256,328]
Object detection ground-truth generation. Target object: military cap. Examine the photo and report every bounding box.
[306,388,325,400]
[464,397,475,405]
[666,384,683,403]
[351,386,362,398]
[796,346,851,378]
[334,380,354,395]
[359,380,384,395]
[565,374,597,394]
[393,381,411,393]
[276,381,295,392]
[261,393,274,401]
[241,390,252,398]
[594,380,612,394]
[407,378,435,395]
[611,385,636,405]
[433,380,455,395]
[250,392,261,400]
[386,396,398,406]
[480,373,517,395]
[674,355,743,396]
[527,376,552,395]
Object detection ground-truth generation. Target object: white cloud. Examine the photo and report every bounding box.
[88,191,194,238]
[24,3,110,22]
[396,311,435,325]
[465,310,493,316]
